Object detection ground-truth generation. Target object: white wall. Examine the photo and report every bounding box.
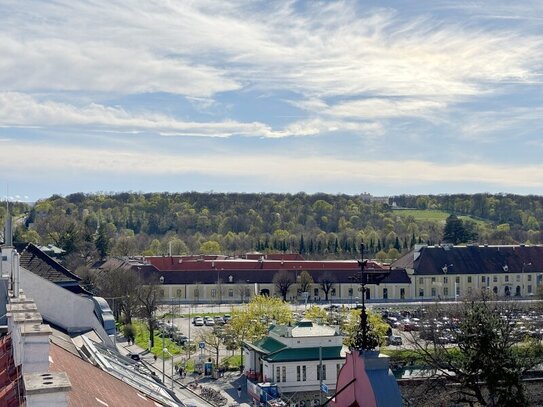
[19,267,113,347]
[263,359,343,393]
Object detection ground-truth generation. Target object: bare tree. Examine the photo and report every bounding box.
[95,265,141,324]
[193,282,202,304]
[273,269,295,301]
[319,272,336,301]
[197,327,223,367]
[136,274,161,348]
[236,280,250,303]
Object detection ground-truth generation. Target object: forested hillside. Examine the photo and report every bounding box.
[7,192,543,273]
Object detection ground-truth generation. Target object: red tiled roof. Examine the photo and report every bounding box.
[146,256,385,272]
[48,344,157,407]
[243,253,305,261]
[0,334,23,407]
[136,256,413,285]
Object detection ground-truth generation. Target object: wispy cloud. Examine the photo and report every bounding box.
[1,1,543,197]
[2,1,541,102]
[459,107,543,138]
[0,92,380,138]
[1,141,543,190]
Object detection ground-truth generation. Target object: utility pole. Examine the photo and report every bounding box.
[187,304,191,361]
[162,326,166,384]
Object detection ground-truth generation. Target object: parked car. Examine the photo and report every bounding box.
[204,317,215,326]
[214,316,225,325]
[173,334,190,345]
[386,335,403,346]
[223,314,231,322]
[164,323,179,337]
[194,317,204,326]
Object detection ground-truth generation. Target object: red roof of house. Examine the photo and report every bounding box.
[48,344,157,407]
[0,334,23,407]
[145,256,385,272]
[137,256,412,285]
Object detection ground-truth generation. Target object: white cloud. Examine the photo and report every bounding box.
[1,141,542,189]
[292,98,449,121]
[0,92,380,138]
[1,1,541,103]
[0,36,239,98]
[459,107,543,138]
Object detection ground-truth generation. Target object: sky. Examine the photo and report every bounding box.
[1,0,543,201]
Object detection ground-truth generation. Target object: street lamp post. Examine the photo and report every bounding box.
[187,304,191,362]
[164,349,174,391]
[159,276,165,384]
[351,244,390,351]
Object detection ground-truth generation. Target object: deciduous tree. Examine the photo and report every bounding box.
[273,270,295,301]
[298,270,313,295]
[319,272,336,301]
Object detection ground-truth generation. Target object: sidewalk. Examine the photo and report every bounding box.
[116,335,253,406]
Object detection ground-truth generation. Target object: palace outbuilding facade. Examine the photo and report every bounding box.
[95,244,543,304]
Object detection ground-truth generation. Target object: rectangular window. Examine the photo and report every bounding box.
[419,288,424,297]
[228,289,234,297]
[383,288,388,299]
[528,285,533,293]
[444,277,448,284]
[516,275,521,282]
[419,277,423,284]
[318,365,326,380]
[176,289,182,297]
[493,276,498,283]
[331,288,336,296]
[276,366,280,382]
[431,287,436,297]
[211,289,217,298]
[159,289,164,298]
[297,366,301,382]
[505,275,509,282]
[455,276,460,284]
[456,286,460,296]
[444,287,449,296]
[400,288,405,299]
[467,276,472,283]
[528,275,533,281]
[194,288,199,298]
[348,288,353,296]
[314,288,319,296]
[282,366,286,382]
[431,277,436,283]
[302,366,306,381]
[481,276,486,283]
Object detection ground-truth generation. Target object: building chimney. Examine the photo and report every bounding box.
[20,323,53,374]
[7,306,44,369]
[23,371,72,407]
[4,213,13,246]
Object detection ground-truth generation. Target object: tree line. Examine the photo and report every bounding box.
[3,192,543,274]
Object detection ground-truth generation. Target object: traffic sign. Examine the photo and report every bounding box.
[199,341,205,349]
[320,383,329,394]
